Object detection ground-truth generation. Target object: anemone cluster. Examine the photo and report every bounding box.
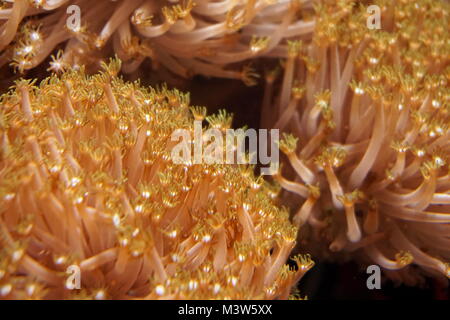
[0,58,314,299]
[268,0,450,284]
[0,0,315,82]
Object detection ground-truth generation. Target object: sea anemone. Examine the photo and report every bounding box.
[0,57,313,299]
[0,0,315,84]
[262,0,450,284]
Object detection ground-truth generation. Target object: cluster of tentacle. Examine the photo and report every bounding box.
[264,0,449,284]
[0,58,313,299]
[0,0,316,83]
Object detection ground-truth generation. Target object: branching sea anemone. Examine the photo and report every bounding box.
[0,57,313,299]
[262,0,450,284]
[0,0,316,84]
